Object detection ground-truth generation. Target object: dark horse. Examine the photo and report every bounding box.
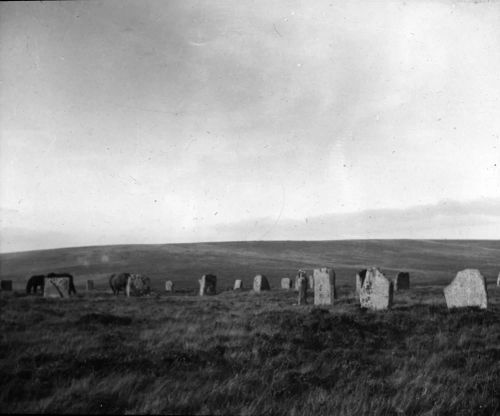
[26,272,77,295]
[109,273,131,295]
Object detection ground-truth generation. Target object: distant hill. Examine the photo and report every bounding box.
[1,240,499,291]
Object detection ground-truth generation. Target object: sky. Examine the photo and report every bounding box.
[1,0,499,253]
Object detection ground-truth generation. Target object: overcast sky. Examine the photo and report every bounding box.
[1,0,499,252]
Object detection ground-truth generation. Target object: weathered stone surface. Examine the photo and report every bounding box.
[44,277,71,298]
[359,268,393,310]
[1,280,13,291]
[313,268,335,305]
[281,278,292,289]
[355,269,367,295]
[297,275,308,305]
[199,274,217,296]
[444,269,487,309]
[253,275,270,292]
[394,272,410,291]
[233,279,243,290]
[86,280,94,291]
[295,270,307,291]
[126,274,151,297]
[165,280,174,292]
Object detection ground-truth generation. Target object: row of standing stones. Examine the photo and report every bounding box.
[0,269,496,310]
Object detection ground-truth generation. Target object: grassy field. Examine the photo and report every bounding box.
[1,240,500,415]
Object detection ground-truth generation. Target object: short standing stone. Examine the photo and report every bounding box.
[297,275,308,305]
[126,274,151,297]
[165,280,174,292]
[394,272,410,291]
[359,268,393,310]
[444,269,488,309]
[86,280,94,291]
[253,275,270,292]
[355,269,367,295]
[199,274,217,296]
[281,278,292,289]
[44,277,71,298]
[1,280,13,291]
[313,268,336,305]
[233,279,243,290]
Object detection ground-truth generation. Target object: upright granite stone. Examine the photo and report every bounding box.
[126,274,151,297]
[394,272,410,291]
[86,280,94,291]
[165,280,174,292]
[44,277,71,298]
[444,269,487,309]
[253,275,270,292]
[355,269,367,295]
[295,270,308,291]
[1,280,13,291]
[199,274,217,296]
[297,275,308,305]
[233,279,243,290]
[281,278,292,289]
[359,268,393,310]
[313,268,336,305]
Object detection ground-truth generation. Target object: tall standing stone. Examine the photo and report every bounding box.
[394,272,410,291]
[281,278,292,289]
[165,280,174,292]
[44,277,71,298]
[199,274,217,296]
[233,279,243,290]
[86,280,94,291]
[253,275,270,292]
[355,269,367,295]
[297,275,308,305]
[359,268,393,310]
[313,268,336,306]
[444,269,488,309]
[126,274,151,297]
[1,280,13,291]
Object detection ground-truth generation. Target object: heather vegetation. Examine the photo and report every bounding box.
[1,285,499,415]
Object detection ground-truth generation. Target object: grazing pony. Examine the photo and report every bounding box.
[26,275,45,294]
[109,273,131,295]
[46,272,77,295]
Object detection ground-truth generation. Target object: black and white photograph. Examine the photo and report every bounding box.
[1,0,499,414]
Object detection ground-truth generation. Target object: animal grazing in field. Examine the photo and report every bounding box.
[109,273,131,295]
[26,274,46,294]
[47,272,77,294]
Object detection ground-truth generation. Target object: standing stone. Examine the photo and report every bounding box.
[295,269,308,291]
[253,275,270,292]
[297,275,308,305]
[165,280,174,292]
[394,272,410,291]
[308,275,314,290]
[44,277,71,298]
[0,280,13,291]
[281,278,292,289]
[444,269,488,309]
[126,274,151,297]
[313,268,336,306]
[497,272,500,287]
[233,279,243,290]
[199,274,217,296]
[355,269,367,295]
[86,280,94,291]
[359,268,393,310]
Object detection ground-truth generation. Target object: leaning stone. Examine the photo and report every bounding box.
[165,280,174,292]
[359,268,393,310]
[86,280,94,291]
[199,274,217,296]
[297,275,308,305]
[234,279,243,290]
[1,280,13,291]
[394,272,410,291]
[281,278,292,289]
[444,269,487,309]
[44,277,70,298]
[253,275,270,292]
[313,268,336,305]
[355,269,367,295]
[126,274,151,297]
